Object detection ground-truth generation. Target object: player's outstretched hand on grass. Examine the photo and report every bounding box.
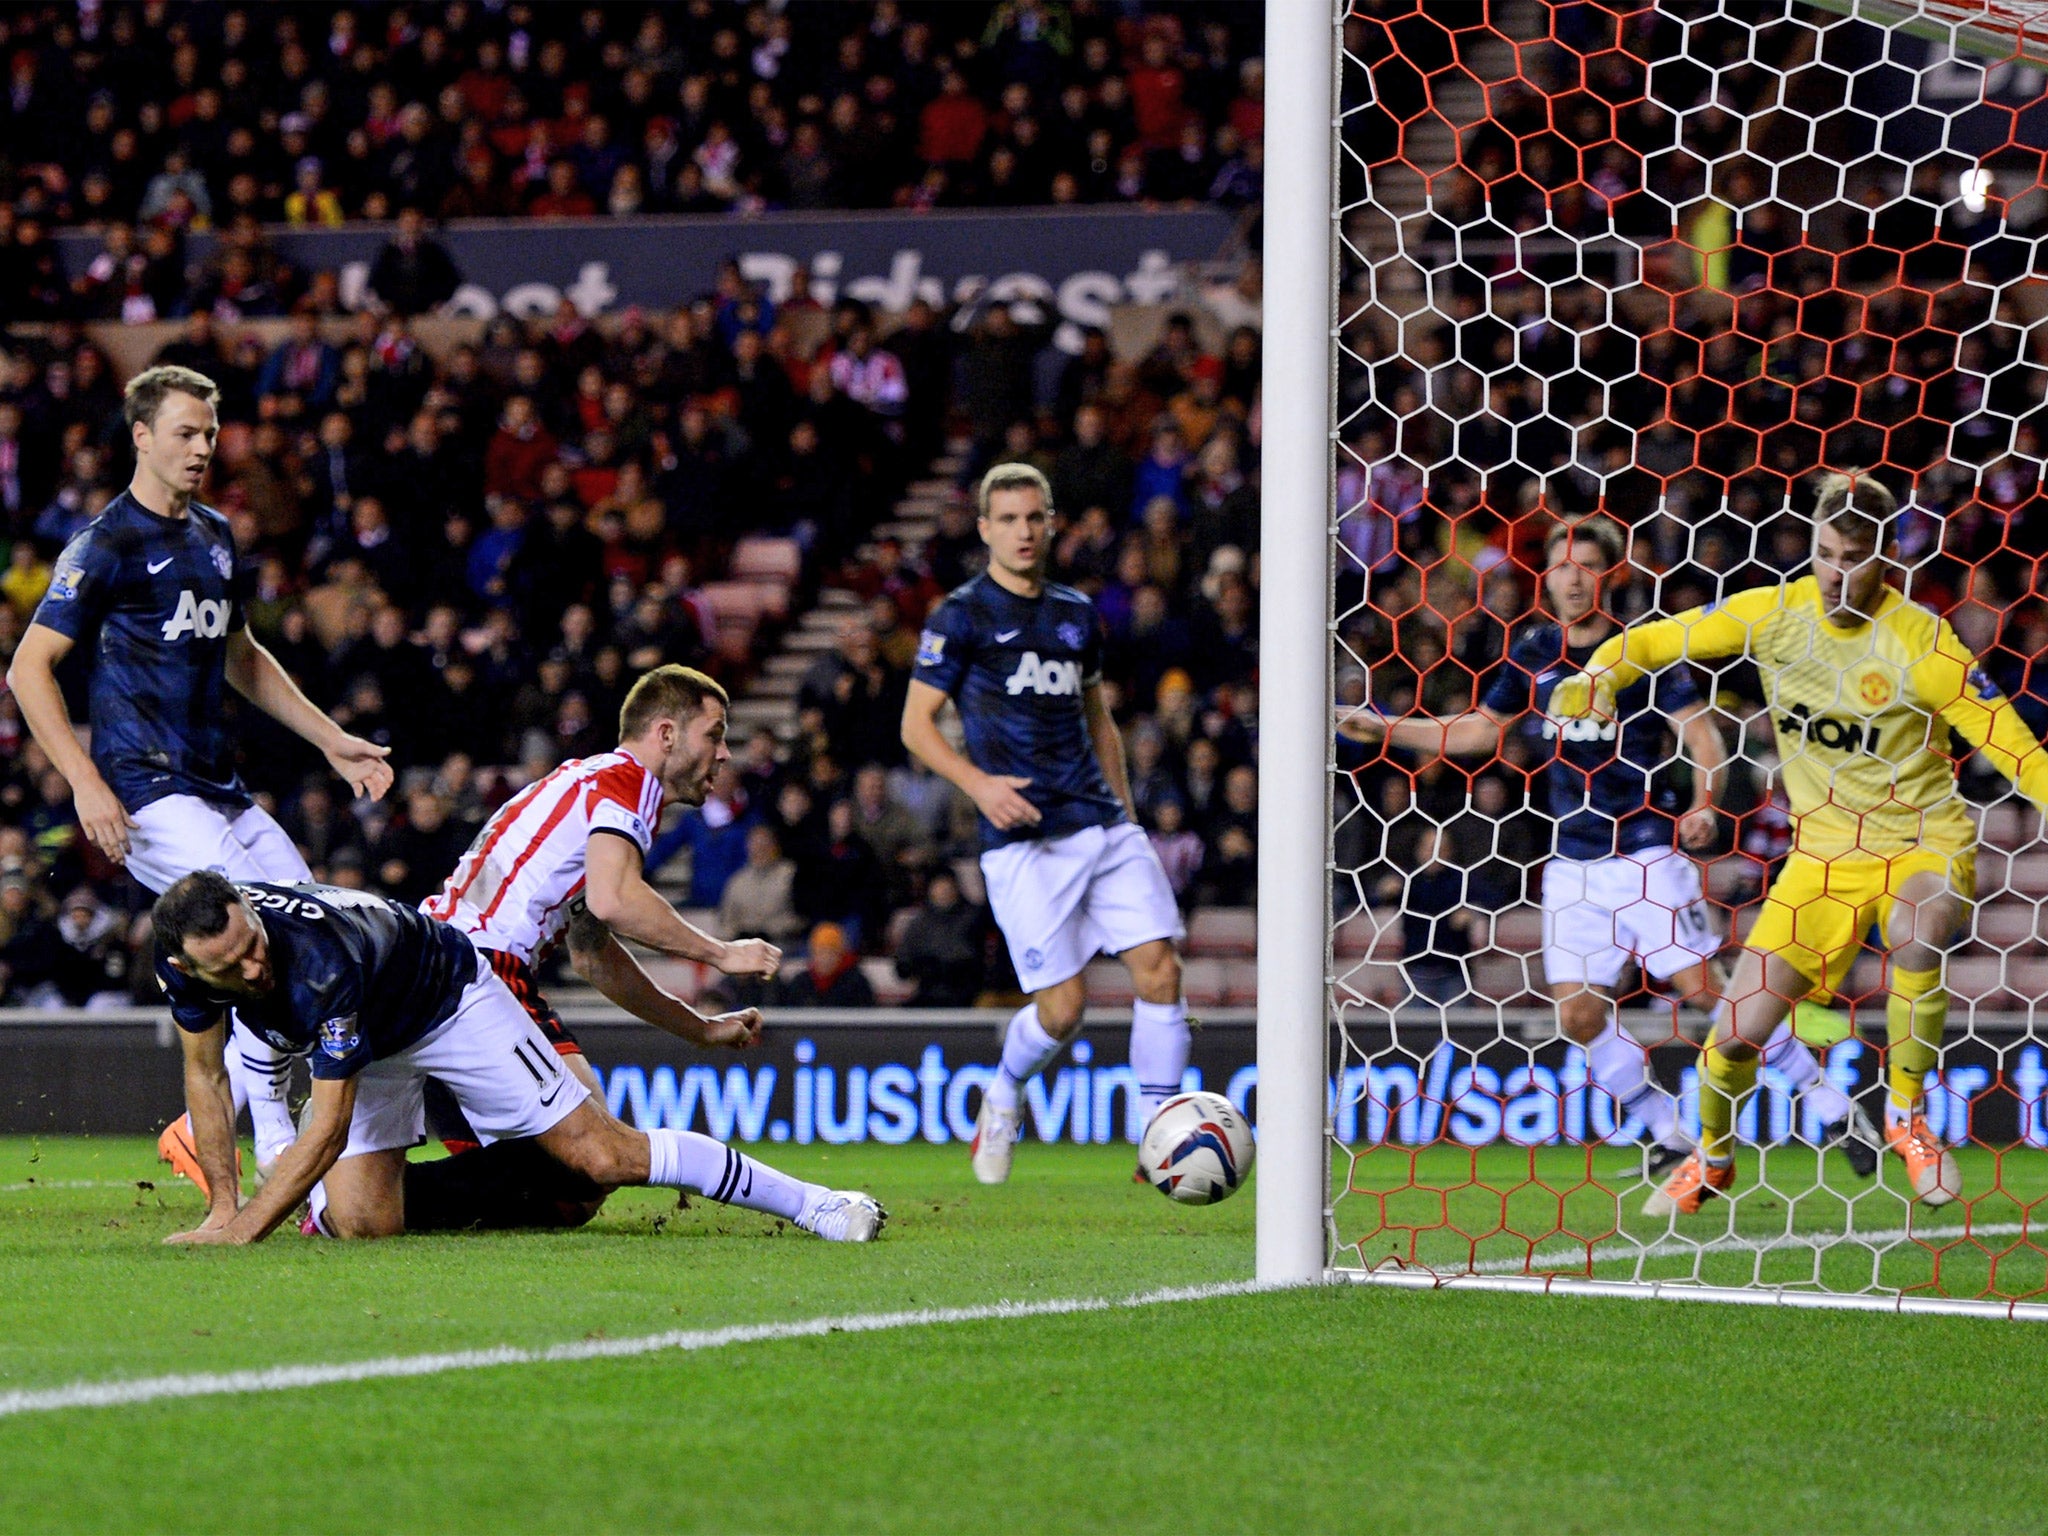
[1678,806,1718,849]
[74,777,138,864]
[702,1008,764,1050]
[165,1211,243,1247]
[972,773,1040,830]
[719,937,782,980]
[327,733,395,801]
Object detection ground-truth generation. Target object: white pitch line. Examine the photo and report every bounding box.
[1464,1221,2032,1275]
[0,1180,148,1193]
[0,1278,1289,1420]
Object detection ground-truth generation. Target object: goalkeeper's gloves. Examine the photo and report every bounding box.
[1548,670,1615,720]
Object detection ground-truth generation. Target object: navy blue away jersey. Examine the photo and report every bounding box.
[30,491,251,813]
[914,575,1126,850]
[159,883,478,1080]
[1481,621,1701,860]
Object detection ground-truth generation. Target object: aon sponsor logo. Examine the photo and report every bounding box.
[1777,702,1870,753]
[161,590,231,640]
[1004,651,1082,697]
[1541,716,1617,743]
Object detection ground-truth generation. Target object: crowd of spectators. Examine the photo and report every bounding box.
[677,294,1266,1009]
[1334,5,2048,955]
[0,262,1267,1010]
[1,0,1266,323]
[0,0,1275,1009]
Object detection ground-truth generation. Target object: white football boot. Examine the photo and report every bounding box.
[971,1096,1023,1185]
[797,1190,887,1242]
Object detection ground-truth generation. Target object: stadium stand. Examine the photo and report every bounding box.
[0,1,1271,1012]
[16,3,2027,1023]
[1,1,1265,260]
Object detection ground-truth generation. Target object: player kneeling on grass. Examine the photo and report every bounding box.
[1552,471,2048,1213]
[400,663,789,1232]
[155,873,884,1245]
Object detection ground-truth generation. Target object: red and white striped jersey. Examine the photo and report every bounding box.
[424,748,665,964]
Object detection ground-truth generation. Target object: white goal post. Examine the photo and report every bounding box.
[1259,0,2048,1315]
[1255,0,1340,1287]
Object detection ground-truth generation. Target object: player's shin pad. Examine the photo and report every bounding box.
[1885,966,1946,1118]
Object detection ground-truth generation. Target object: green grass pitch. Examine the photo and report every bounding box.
[0,1136,2043,1535]
[1339,1143,2048,1299]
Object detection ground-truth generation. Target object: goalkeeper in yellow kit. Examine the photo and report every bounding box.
[1552,471,2048,1214]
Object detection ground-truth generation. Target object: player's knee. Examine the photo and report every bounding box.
[1554,989,1605,1043]
[326,1203,405,1240]
[1917,898,1966,951]
[1037,992,1086,1038]
[1133,947,1180,1003]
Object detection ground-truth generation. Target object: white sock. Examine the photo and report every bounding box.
[1585,1018,1680,1147]
[644,1128,816,1222]
[230,1023,299,1164]
[223,1043,253,1118]
[1129,997,1191,1124]
[1762,1022,1852,1126]
[985,1004,1065,1113]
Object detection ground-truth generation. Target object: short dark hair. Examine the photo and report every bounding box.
[618,663,729,740]
[1813,468,1898,548]
[153,870,241,961]
[123,365,220,431]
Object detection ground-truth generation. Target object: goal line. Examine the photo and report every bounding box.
[0,1279,1286,1421]
[1334,1266,2048,1323]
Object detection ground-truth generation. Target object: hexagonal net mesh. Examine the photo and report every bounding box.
[1330,0,2048,1308]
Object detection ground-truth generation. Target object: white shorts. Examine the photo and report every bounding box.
[335,959,590,1161]
[126,795,312,894]
[980,821,1185,994]
[131,795,313,1100]
[1541,847,1718,990]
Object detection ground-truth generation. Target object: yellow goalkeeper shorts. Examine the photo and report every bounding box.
[1745,847,1975,997]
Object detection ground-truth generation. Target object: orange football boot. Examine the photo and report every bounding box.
[1883,1114,1961,1207]
[1641,1152,1734,1217]
[157,1114,240,1200]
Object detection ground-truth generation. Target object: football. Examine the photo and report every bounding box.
[1138,1092,1256,1205]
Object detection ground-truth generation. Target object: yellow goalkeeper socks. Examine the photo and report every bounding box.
[1698,1033,1756,1164]
[1886,965,1947,1122]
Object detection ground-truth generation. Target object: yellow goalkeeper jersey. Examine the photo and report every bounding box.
[1581,576,2048,860]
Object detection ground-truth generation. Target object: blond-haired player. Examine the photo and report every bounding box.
[1553,472,2048,1213]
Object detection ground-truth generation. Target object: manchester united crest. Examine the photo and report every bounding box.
[1859,671,1892,707]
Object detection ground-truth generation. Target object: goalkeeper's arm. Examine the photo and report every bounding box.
[1917,622,2048,815]
[1550,591,1769,718]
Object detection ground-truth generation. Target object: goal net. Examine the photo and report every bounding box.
[1328,0,2048,1314]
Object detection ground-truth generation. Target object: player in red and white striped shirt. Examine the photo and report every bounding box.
[425,667,780,1093]
[400,665,883,1240]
